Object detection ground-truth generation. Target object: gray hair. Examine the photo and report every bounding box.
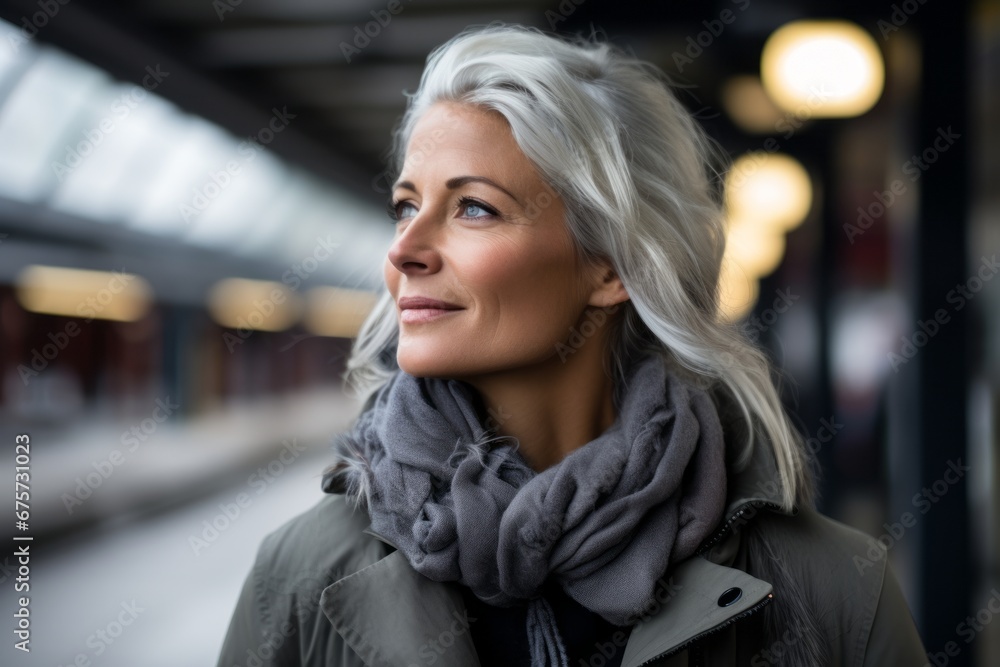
[343,22,814,512]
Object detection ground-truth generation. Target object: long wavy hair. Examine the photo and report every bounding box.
[346,22,814,510]
[337,23,826,665]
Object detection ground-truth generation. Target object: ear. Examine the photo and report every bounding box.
[586,258,630,308]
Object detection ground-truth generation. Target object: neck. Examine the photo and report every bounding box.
[458,332,619,473]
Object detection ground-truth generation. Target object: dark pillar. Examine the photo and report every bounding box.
[914,1,971,661]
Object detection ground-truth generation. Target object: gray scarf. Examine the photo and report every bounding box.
[322,352,728,666]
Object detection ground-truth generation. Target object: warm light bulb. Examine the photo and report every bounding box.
[16,265,153,322]
[207,278,302,331]
[761,20,885,118]
[726,152,813,233]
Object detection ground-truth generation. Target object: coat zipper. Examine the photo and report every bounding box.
[634,592,773,666]
[694,500,782,556]
[362,501,780,666]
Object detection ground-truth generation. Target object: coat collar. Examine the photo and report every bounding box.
[321,549,481,667]
[320,415,796,666]
[321,540,774,667]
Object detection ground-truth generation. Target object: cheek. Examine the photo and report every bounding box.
[459,236,583,336]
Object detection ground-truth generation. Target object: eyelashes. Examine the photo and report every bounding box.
[385,197,401,222]
[386,196,501,223]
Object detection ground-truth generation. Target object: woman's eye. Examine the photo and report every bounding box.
[387,196,498,223]
[458,198,497,219]
[390,201,417,221]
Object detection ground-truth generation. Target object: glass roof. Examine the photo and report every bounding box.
[0,17,391,290]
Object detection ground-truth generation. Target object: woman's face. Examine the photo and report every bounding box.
[384,100,618,380]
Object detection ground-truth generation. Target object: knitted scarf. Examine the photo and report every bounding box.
[321,352,728,666]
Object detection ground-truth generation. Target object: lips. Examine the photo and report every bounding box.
[397,296,463,325]
[397,296,463,311]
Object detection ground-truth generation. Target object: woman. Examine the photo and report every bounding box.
[217,23,927,667]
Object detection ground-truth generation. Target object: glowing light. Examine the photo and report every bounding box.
[761,20,885,118]
[303,286,379,338]
[16,265,152,321]
[207,278,302,331]
[718,257,759,322]
[725,152,813,233]
[725,220,787,280]
[721,75,785,134]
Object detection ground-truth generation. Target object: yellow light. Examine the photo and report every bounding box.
[724,220,787,279]
[721,75,786,134]
[16,265,153,322]
[303,286,379,338]
[725,152,813,233]
[761,20,885,118]
[718,258,759,322]
[207,278,302,332]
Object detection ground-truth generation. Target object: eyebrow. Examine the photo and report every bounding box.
[392,175,523,207]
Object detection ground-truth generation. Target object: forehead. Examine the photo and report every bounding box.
[400,101,543,190]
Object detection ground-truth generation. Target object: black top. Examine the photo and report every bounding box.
[459,579,630,666]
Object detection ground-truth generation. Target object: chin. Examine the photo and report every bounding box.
[396,352,453,379]
[397,347,486,381]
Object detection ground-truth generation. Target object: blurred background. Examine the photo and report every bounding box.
[0,0,995,665]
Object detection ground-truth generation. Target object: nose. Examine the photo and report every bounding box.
[386,211,443,275]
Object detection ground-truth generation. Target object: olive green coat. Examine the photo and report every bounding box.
[216,439,927,667]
